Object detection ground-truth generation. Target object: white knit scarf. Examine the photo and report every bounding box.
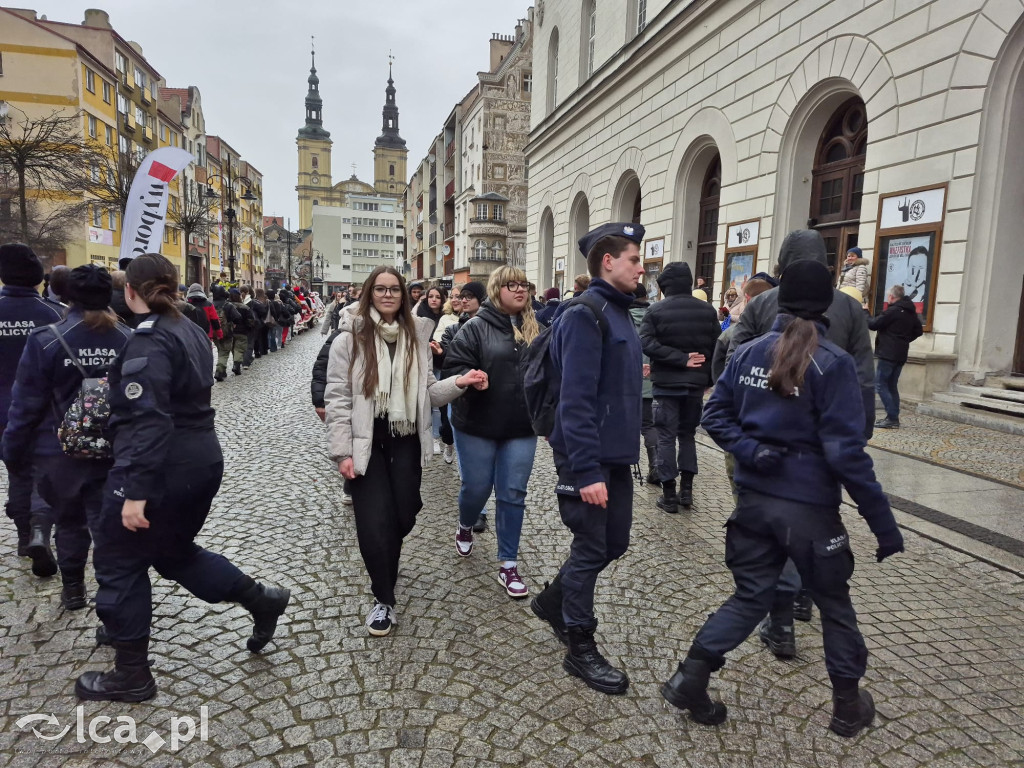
[369,307,418,436]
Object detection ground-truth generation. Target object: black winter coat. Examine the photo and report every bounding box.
[311,329,341,408]
[640,263,721,390]
[229,300,255,336]
[868,296,922,364]
[442,301,534,440]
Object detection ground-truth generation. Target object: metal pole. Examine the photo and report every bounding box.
[286,217,293,287]
[226,160,236,283]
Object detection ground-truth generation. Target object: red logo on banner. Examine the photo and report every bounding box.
[148,161,177,183]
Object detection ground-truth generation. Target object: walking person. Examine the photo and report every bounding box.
[431,291,463,464]
[229,288,255,372]
[3,265,131,609]
[211,285,241,381]
[250,288,271,361]
[324,267,485,635]
[868,284,923,429]
[0,243,64,575]
[185,284,222,343]
[417,286,447,454]
[442,266,541,598]
[530,222,645,695]
[639,262,721,513]
[628,285,659,484]
[661,259,904,737]
[75,254,290,702]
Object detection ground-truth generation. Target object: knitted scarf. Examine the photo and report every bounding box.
[369,307,418,436]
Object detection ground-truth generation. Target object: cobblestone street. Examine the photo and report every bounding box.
[1,329,1023,768]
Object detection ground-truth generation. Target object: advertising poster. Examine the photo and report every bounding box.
[881,234,931,313]
[726,252,754,294]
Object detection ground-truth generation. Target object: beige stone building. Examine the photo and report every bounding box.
[525,0,1024,401]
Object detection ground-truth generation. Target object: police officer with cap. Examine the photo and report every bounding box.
[0,242,63,576]
[75,253,290,702]
[3,265,131,609]
[662,259,903,738]
[531,222,645,695]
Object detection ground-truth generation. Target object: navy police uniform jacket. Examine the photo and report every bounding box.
[0,285,64,433]
[3,309,131,460]
[549,279,642,489]
[703,315,894,533]
[108,313,216,500]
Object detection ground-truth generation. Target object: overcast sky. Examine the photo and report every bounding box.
[43,0,531,226]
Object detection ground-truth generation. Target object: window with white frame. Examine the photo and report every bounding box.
[88,115,97,138]
[91,163,99,182]
[102,82,111,103]
[474,240,487,259]
[586,1,597,78]
[476,203,488,220]
[93,206,102,226]
[109,210,117,230]
[493,204,504,221]
[85,69,95,93]
[492,241,504,260]
[637,0,647,34]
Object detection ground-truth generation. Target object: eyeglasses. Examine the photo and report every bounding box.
[502,281,529,292]
[459,293,479,301]
[372,285,403,297]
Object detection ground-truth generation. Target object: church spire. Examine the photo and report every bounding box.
[298,37,330,139]
[375,54,406,150]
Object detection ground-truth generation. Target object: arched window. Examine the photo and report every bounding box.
[492,240,504,261]
[389,164,395,176]
[547,28,560,114]
[312,199,319,206]
[810,97,868,274]
[696,154,721,296]
[580,0,597,81]
[474,240,487,260]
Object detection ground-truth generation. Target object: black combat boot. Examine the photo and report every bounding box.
[75,637,158,702]
[15,519,31,557]
[530,576,567,645]
[758,616,796,658]
[661,654,728,725]
[645,448,659,485]
[656,480,678,514]
[563,627,629,695]
[232,362,242,376]
[793,589,813,622]
[235,581,291,652]
[95,624,111,648]
[678,472,694,509]
[26,523,57,577]
[828,676,875,737]
[60,568,88,610]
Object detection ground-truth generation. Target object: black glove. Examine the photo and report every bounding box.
[752,443,786,472]
[875,528,905,562]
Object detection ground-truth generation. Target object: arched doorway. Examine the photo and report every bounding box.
[569,193,590,279]
[612,173,641,224]
[809,97,867,278]
[539,207,555,294]
[696,154,721,297]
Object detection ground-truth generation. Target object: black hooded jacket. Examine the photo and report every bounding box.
[726,230,876,437]
[639,261,721,390]
[868,296,923,364]
[441,300,534,440]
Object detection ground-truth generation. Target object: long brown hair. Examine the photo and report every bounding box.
[124,254,182,318]
[486,265,540,345]
[82,308,118,330]
[351,266,418,398]
[767,318,819,397]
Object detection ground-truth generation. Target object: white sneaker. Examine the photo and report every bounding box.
[443,444,455,464]
[341,491,353,506]
[366,601,396,636]
[433,439,441,455]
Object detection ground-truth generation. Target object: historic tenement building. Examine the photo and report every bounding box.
[525,0,1024,399]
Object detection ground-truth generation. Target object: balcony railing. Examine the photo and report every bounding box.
[428,231,438,247]
[444,180,455,200]
[445,140,455,162]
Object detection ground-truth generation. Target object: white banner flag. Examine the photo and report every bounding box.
[118,146,194,267]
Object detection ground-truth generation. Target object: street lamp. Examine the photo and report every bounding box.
[310,249,329,295]
[205,159,257,283]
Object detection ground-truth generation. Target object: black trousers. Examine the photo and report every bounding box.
[653,393,703,482]
[692,489,868,680]
[91,431,247,642]
[3,454,54,531]
[253,325,269,357]
[641,398,658,452]
[37,454,110,575]
[554,456,633,630]
[349,419,422,607]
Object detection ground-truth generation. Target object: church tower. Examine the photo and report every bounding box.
[373,61,408,197]
[296,43,332,231]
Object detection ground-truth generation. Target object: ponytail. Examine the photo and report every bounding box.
[124,254,182,318]
[767,317,818,397]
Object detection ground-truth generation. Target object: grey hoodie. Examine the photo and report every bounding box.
[726,230,876,438]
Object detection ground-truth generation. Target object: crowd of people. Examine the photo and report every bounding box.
[2,224,917,737]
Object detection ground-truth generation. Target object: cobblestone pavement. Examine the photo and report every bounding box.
[868,411,1024,489]
[1,328,1023,767]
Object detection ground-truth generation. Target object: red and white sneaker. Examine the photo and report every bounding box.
[455,526,474,557]
[498,565,529,598]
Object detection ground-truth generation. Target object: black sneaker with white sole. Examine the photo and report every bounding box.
[366,601,395,636]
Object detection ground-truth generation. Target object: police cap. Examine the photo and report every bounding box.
[578,222,646,258]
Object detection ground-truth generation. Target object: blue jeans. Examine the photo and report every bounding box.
[875,358,904,421]
[269,325,282,351]
[453,430,537,561]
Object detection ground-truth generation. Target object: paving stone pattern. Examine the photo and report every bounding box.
[1,330,1022,767]
[868,411,1024,488]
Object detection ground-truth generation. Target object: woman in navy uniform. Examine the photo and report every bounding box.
[75,254,290,702]
[661,259,904,738]
[3,265,131,610]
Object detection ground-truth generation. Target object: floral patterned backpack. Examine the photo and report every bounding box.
[48,325,113,460]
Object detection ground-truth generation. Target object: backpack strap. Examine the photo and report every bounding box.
[569,294,610,336]
[47,324,89,378]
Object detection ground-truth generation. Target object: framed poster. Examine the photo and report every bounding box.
[644,263,662,301]
[644,236,664,262]
[722,219,759,302]
[871,185,946,331]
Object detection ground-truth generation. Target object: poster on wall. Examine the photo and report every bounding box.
[725,251,755,294]
[873,231,937,322]
[645,265,661,301]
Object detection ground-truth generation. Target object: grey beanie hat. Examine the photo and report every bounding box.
[186,283,206,300]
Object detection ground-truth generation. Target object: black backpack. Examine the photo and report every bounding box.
[519,294,609,437]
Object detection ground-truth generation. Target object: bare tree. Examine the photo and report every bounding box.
[77,143,141,217]
[168,177,217,265]
[0,105,94,250]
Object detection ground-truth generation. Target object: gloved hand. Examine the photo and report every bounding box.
[875,528,904,562]
[752,443,786,472]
